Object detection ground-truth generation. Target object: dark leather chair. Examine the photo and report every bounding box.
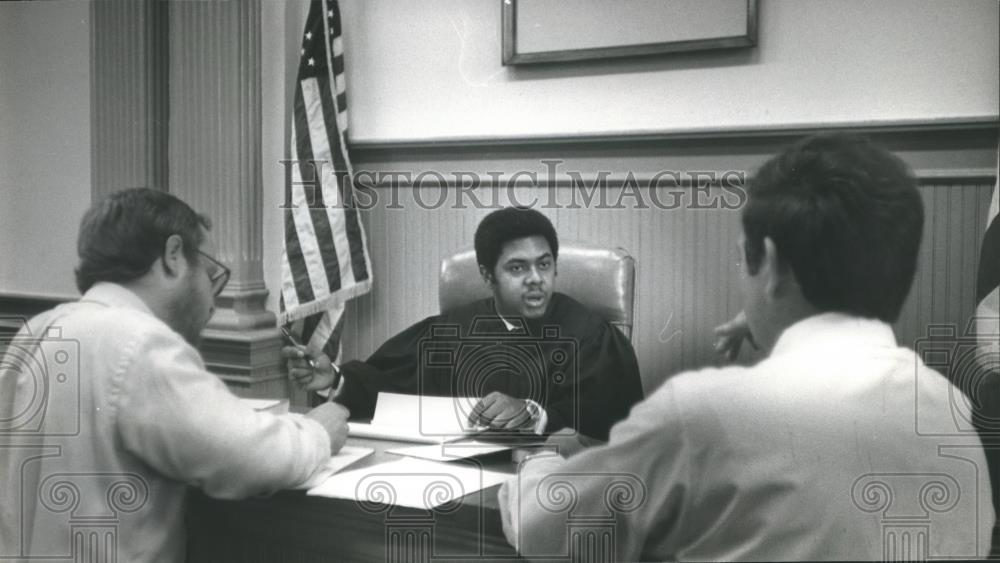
[438,241,636,340]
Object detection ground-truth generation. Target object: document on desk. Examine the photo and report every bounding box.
[348,392,483,444]
[386,441,511,462]
[306,457,510,509]
[296,446,375,490]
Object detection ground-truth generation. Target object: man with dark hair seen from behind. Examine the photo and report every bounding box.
[499,134,994,560]
[0,188,348,562]
[283,207,643,442]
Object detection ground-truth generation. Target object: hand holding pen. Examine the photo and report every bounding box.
[279,326,342,392]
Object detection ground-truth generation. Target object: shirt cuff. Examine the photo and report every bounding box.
[525,399,548,435]
[313,365,343,402]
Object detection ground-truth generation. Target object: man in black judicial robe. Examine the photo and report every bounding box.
[282,207,643,442]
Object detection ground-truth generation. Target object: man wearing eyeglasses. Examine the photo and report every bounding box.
[0,188,348,562]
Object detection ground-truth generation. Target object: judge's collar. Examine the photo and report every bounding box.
[496,311,516,332]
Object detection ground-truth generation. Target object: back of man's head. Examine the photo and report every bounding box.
[75,188,211,294]
[474,207,559,275]
[742,133,923,323]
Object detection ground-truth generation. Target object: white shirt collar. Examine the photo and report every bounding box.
[770,312,897,358]
[497,311,517,332]
[80,282,156,317]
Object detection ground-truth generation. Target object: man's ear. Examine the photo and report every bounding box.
[761,237,798,298]
[161,234,187,279]
[479,264,495,286]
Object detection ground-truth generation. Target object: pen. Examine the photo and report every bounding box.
[280,326,317,369]
[280,326,342,391]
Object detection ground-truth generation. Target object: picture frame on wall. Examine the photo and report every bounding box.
[502,0,758,65]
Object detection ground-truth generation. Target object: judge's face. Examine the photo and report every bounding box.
[485,235,556,319]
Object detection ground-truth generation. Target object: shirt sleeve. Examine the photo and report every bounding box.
[115,326,332,499]
[500,382,690,562]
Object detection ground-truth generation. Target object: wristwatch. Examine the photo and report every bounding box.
[330,362,342,391]
[524,399,542,423]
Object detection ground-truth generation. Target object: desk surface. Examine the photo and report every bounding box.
[187,437,526,562]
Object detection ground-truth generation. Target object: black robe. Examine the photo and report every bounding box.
[335,293,643,441]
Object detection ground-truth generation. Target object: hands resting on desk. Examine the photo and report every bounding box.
[282,309,751,454]
[282,346,541,432]
[466,391,539,431]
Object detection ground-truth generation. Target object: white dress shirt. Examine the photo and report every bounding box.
[500,313,994,561]
[0,283,331,562]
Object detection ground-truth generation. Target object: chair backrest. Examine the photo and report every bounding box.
[438,241,636,339]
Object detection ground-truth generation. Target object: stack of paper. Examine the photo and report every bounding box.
[386,441,511,462]
[348,392,483,443]
[296,445,374,489]
[307,457,510,509]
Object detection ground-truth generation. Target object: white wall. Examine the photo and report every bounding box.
[0,1,92,298]
[337,0,999,143]
[263,0,1000,311]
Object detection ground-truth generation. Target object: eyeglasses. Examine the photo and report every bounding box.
[197,250,231,297]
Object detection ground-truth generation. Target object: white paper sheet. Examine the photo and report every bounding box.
[386,441,511,462]
[373,392,482,435]
[348,393,485,443]
[306,457,510,509]
[296,446,375,489]
[348,422,466,444]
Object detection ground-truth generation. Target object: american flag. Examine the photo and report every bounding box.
[279,0,371,363]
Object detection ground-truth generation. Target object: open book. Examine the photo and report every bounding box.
[348,392,483,444]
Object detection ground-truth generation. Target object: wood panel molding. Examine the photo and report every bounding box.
[351,118,999,185]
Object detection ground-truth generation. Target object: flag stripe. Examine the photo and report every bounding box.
[306,75,356,293]
[295,79,343,296]
[318,11,370,286]
[288,135,335,305]
[314,74,369,286]
[283,192,315,306]
[281,0,371,340]
[281,232,308,309]
[301,309,324,345]
[306,302,343,357]
[322,308,347,360]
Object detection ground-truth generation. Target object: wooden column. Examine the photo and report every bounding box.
[167,0,285,398]
[90,0,168,199]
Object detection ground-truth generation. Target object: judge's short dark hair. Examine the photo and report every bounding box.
[75,188,212,293]
[475,207,559,275]
[742,133,923,323]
